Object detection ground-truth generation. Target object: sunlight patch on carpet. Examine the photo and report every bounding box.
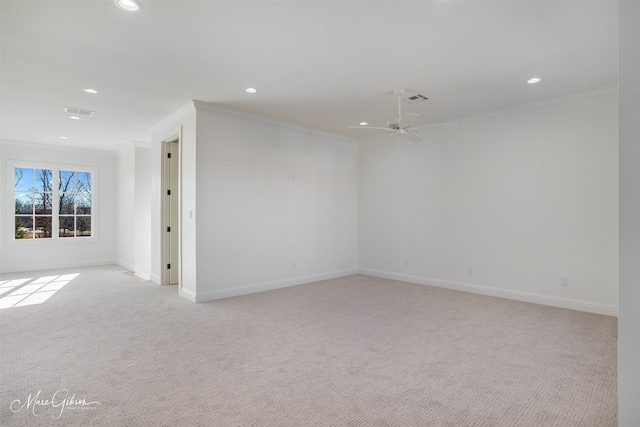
[0,274,79,309]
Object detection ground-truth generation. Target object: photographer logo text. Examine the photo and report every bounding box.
[10,389,100,419]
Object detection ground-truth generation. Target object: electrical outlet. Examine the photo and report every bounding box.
[405,260,411,267]
[561,276,569,286]
[292,262,296,269]
[467,266,473,275]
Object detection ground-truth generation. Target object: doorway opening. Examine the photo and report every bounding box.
[161,137,180,287]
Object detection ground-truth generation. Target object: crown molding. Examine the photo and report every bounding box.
[453,85,618,124]
[146,102,196,136]
[192,100,358,144]
[356,85,618,145]
[149,86,616,145]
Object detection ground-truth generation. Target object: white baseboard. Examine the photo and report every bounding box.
[0,258,118,274]
[109,260,150,281]
[180,287,197,302]
[192,268,359,303]
[359,268,619,317]
[150,273,161,285]
[116,259,135,272]
[134,272,150,281]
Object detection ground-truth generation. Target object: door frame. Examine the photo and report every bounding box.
[161,132,182,289]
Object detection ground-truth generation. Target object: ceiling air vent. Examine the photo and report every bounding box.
[403,94,429,104]
[64,107,94,117]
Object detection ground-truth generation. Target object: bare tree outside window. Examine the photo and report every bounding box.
[59,170,92,238]
[14,167,53,239]
[13,166,92,240]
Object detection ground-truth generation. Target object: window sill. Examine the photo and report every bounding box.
[6,236,99,246]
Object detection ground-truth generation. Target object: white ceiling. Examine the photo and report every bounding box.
[1,0,618,151]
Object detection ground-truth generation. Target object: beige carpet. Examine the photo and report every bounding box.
[0,265,617,426]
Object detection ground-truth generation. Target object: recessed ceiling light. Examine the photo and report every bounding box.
[60,136,68,139]
[114,0,142,13]
[359,122,368,126]
[245,87,258,94]
[83,88,98,94]
[69,116,80,120]
[527,77,542,84]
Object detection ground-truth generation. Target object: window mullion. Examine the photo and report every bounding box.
[52,168,60,240]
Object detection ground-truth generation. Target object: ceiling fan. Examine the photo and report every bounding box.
[349,89,453,142]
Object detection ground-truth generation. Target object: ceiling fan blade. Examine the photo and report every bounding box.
[361,132,394,143]
[397,112,419,128]
[348,125,393,131]
[404,131,424,143]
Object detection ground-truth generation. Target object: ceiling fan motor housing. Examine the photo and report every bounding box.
[388,112,418,130]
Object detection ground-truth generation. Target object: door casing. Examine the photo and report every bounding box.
[161,135,181,287]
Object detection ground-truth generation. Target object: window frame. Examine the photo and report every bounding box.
[6,160,99,245]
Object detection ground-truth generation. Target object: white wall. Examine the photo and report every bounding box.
[115,142,152,279]
[618,0,640,424]
[133,145,151,280]
[192,103,358,301]
[359,88,618,315]
[0,140,118,272]
[116,144,135,271]
[176,109,198,298]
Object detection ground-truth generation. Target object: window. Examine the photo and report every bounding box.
[10,162,96,242]
[58,170,92,238]
[14,168,53,239]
